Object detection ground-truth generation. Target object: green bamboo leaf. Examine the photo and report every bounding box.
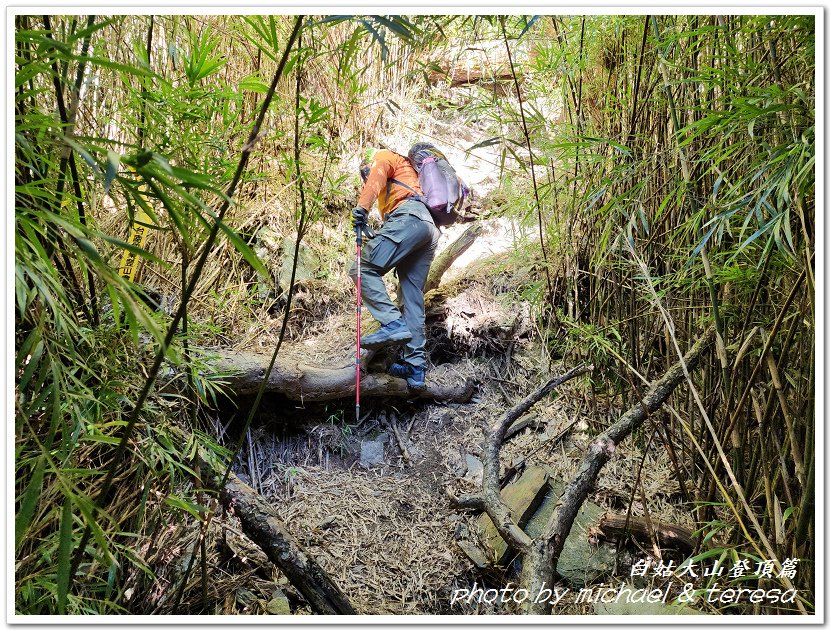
[782,209,796,255]
[60,137,101,176]
[372,15,416,42]
[319,15,352,24]
[56,498,74,614]
[96,234,166,267]
[15,457,46,551]
[164,494,207,519]
[68,17,112,43]
[15,326,42,381]
[76,55,155,77]
[216,219,268,277]
[468,137,502,151]
[20,369,54,430]
[361,19,388,60]
[517,15,540,39]
[106,285,122,325]
[712,174,723,200]
[238,74,270,94]
[733,218,775,259]
[15,61,50,87]
[82,434,122,446]
[18,32,72,56]
[168,165,215,189]
[104,560,118,601]
[16,335,44,394]
[689,224,718,263]
[69,492,114,566]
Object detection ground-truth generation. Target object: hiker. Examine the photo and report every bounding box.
[349,148,440,391]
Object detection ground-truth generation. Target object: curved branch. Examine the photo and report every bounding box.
[521,325,715,613]
[455,364,592,553]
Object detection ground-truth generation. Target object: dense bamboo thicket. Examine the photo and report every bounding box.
[14,14,815,615]
[542,15,815,602]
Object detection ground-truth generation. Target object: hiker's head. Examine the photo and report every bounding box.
[359,147,379,182]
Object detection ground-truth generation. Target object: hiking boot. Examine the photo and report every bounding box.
[388,361,413,378]
[360,318,412,350]
[388,362,426,391]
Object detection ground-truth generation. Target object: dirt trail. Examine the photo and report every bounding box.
[213,85,691,615]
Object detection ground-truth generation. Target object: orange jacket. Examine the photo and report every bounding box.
[357,150,422,221]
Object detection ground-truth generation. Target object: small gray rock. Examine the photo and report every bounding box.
[594,598,706,615]
[278,237,318,290]
[359,440,386,467]
[524,479,615,587]
[464,454,483,482]
[457,540,489,568]
[235,587,257,609]
[265,587,291,615]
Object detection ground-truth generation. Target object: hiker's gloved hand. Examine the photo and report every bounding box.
[351,206,368,229]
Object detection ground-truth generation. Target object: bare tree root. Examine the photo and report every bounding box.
[521,325,715,613]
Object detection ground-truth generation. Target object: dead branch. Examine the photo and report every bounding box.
[521,325,716,613]
[203,465,355,615]
[391,416,412,465]
[451,364,592,554]
[592,513,695,556]
[503,413,541,441]
[500,418,578,487]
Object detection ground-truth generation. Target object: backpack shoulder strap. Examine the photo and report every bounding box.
[388,177,419,196]
[387,178,429,209]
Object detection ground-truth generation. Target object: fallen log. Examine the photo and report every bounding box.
[202,465,355,615]
[429,66,518,87]
[212,350,475,402]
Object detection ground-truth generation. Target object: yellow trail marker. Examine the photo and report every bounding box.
[118,164,154,282]
[118,207,152,282]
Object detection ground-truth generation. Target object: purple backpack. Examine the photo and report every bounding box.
[389,143,468,226]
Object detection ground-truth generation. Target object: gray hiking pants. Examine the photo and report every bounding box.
[349,199,440,368]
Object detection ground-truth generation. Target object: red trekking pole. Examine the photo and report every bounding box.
[354,224,363,422]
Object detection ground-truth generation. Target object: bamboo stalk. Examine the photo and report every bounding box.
[765,349,804,488]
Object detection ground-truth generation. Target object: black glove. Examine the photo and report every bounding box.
[351,206,368,228]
